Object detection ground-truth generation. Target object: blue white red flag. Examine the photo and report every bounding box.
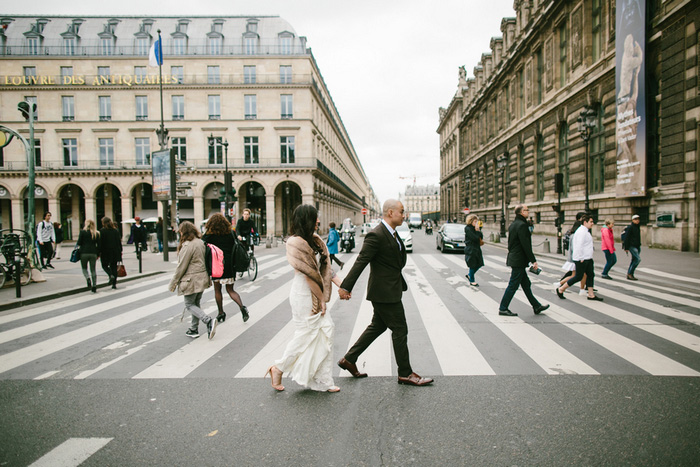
[149,38,163,67]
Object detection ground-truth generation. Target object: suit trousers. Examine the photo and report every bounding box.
[345,301,412,377]
[499,267,541,311]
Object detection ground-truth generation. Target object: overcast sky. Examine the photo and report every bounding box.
[9,0,515,205]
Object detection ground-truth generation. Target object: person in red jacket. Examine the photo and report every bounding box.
[601,219,617,279]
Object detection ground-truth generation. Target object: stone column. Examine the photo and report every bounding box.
[121,195,133,242]
[266,194,276,238]
[11,198,22,231]
[193,196,204,228]
[84,197,96,225]
[71,195,81,238]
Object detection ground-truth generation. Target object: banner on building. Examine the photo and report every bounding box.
[151,149,171,201]
[615,0,646,197]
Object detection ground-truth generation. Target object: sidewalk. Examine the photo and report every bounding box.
[0,242,178,312]
[482,229,700,281]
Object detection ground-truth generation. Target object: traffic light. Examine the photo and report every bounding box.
[17,101,37,121]
[218,171,237,203]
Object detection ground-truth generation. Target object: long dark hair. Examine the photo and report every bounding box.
[290,204,326,263]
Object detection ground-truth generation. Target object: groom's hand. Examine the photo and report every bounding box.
[338,288,351,300]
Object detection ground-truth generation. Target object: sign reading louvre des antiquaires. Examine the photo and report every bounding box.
[3,74,180,87]
[615,0,646,198]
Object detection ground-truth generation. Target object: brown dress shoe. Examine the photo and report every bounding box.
[337,358,368,378]
[397,372,434,386]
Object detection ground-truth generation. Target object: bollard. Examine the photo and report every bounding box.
[543,238,550,253]
[494,233,500,243]
[489,232,495,242]
[15,259,21,298]
[266,236,272,248]
[273,236,278,248]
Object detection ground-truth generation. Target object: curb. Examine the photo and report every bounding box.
[0,271,167,313]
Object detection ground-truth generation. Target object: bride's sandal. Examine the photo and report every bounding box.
[327,386,340,393]
[265,365,285,391]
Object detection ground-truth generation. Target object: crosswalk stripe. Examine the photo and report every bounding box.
[346,297,393,377]
[635,267,700,285]
[0,294,182,375]
[406,256,495,375]
[28,437,113,467]
[133,266,294,379]
[419,253,451,270]
[517,295,700,376]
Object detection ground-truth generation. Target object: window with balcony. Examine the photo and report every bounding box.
[244,36,257,55]
[280,65,292,84]
[281,94,293,119]
[208,137,223,165]
[208,36,222,55]
[63,37,76,55]
[99,96,111,121]
[27,37,39,55]
[208,95,220,120]
[244,65,256,84]
[244,95,257,119]
[279,35,292,55]
[173,137,186,163]
[173,37,186,55]
[135,137,150,166]
[100,37,114,56]
[207,65,220,84]
[172,95,184,120]
[62,96,75,122]
[136,37,149,55]
[136,96,148,120]
[280,136,295,164]
[244,136,259,164]
[99,138,114,166]
[62,138,78,167]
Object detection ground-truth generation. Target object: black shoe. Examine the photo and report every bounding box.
[111,283,117,290]
[45,264,55,269]
[470,282,479,287]
[533,304,550,315]
[498,309,518,316]
[207,319,217,340]
[185,329,199,339]
[601,274,613,280]
[627,274,638,281]
[240,306,249,323]
[216,312,226,323]
[587,296,604,301]
[91,285,97,293]
[556,288,566,299]
[86,279,92,289]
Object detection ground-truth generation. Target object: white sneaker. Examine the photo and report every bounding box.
[578,289,587,296]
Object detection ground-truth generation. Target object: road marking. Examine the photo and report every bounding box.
[346,297,393,377]
[34,370,60,380]
[418,253,451,270]
[635,267,700,285]
[29,437,113,467]
[406,256,495,375]
[133,267,294,379]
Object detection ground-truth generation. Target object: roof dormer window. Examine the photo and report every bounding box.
[212,19,225,34]
[176,19,190,35]
[246,19,259,34]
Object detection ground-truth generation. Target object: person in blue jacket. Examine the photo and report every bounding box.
[326,222,344,269]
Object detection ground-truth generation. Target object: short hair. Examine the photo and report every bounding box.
[242,208,251,215]
[576,211,587,221]
[604,218,614,227]
[43,212,52,218]
[382,199,402,216]
[329,222,336,228]
[581,214,593,223]
[514,205,526,216]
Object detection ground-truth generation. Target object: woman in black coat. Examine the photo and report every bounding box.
[202,213,249,323]
[464,214,484,286]
[77,219,101,293]
[99,217,123,289]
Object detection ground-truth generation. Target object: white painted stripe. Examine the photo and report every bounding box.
[418,253,451,270]
[451,275,597,375]
[406,256,495,375]
[636,267,700,285]
[520,296,700,376]
[346,298,393,377]
[29,437,113,467]
[133,267,294,379]
[0,295,182,375]
[34,370,60,380]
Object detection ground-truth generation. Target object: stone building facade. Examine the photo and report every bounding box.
[438,0,700,251]
[400,184,440,218]
[0,15,379,240]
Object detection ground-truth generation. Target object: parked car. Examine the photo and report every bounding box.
[436,223,466,253]
[395,223,413,252]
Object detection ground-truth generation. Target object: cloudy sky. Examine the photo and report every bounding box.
[10,0,515,205]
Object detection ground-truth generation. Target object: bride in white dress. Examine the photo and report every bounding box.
[266,205,343,392]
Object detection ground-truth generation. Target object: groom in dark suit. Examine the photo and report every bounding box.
[337,199,433,386]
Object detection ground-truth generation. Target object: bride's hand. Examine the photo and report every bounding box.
[319,302,327,316]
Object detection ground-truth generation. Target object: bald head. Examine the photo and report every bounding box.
[382,199,405,229]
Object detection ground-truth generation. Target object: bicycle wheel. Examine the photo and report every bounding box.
[0,264,6,289]
[19,257,32,285]
[247,256,258,281]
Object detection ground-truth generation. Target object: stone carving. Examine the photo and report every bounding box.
[571,6,583,69]
[544,36,553,90]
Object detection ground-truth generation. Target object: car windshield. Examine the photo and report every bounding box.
[444,224,465,235]
[396,224,409,231]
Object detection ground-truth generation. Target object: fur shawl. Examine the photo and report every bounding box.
[286,234,332,314]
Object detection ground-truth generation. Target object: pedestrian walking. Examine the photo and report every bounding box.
[498,205,550,317]
[52,222,63,260]
[129,217,148,258]
[99,217,122,289]
[266,205,343,392]
[202,213,250,324]
[326,222,344,269]
[337,199,434,386]
[556,215,603,301]
[601,219,617,279]
[168,221,216,340]
[558,211,588,294]
[624,214,642,280]
[77,219,100,293]
[156,217,164,253]
[36,212,56,269]
[464,214,484,286]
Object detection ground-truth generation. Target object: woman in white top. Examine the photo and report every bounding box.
[556,215,603,301]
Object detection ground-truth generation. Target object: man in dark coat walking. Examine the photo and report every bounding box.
[623,214,642,280]
[498,204,550,317]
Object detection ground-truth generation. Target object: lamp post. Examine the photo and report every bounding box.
[446,184,452,223]
[577,105,597,213]
[497,154,508,237]
[209,134,231,220]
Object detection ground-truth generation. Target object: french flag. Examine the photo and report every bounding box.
[149,37,163,67]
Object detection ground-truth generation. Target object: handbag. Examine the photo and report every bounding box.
[116,262,127,277]
[231,234,249,273]
[479,238,485,246]
[69,246,81,263]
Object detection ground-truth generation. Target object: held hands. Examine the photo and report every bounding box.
[338,288,351,300]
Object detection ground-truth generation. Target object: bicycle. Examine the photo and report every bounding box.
[245,234,258,281]
[0,230,34,288]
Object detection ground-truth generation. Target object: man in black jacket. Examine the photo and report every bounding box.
[498,205,550,317]
[623,214,642,280]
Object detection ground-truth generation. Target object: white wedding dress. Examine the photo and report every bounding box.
[274,272,336,391]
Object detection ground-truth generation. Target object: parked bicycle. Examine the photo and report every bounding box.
[0,229,34,288]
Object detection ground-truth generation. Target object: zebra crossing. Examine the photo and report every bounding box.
[0,250,699,381]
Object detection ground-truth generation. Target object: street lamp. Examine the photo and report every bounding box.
[464,173,471,213]
[577,105,597,213]
[497,154,508,237]
[446,184,452,223]
[209,134,231,220]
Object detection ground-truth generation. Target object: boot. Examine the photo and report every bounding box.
[86,278,92,289]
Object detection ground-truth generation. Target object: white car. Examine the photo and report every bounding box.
[395,223,413,252]
[362,221,379,236]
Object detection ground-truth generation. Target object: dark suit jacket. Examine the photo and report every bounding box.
[506,214,537,268]
[340,222,407,303]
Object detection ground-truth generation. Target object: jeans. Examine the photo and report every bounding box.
[184,292,211,331]
[499,267,541,311]
[628,247,641,276]
[602,250,617,276]
[80,253,98,284]
[467,265,481,283]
